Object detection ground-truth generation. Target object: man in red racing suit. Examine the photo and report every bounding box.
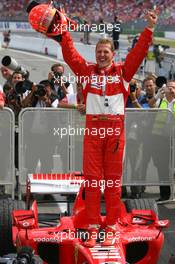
[59,11,158,247]
[58,9,157,247]
[27,3,157,247]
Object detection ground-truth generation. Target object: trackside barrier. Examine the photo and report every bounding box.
[0,107,15,197]
[18,108,71,188]
[18,108,174,198]
[71,109,174,190]
[124,109,174,188]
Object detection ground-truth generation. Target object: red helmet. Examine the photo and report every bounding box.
[28,4,68,36]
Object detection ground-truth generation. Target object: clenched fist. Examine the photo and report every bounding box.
[145,9,158,30]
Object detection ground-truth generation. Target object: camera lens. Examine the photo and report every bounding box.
[1,55,11,66]
[15,80,33,94]
[15,81,25,94]
[156,76,167,88]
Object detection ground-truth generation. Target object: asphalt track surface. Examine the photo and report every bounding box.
[0,46,175,264]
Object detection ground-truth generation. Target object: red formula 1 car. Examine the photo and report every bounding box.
[0,173,169,264]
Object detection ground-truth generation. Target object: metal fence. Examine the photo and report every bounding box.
[71,109,174,187]
[18,108,174,188]
[18,108,71,186]
[0,107,15,197]
[0,108,174,197]
[124,109,174,187]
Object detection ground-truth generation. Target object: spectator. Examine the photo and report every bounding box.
[126,79,144,108]
[139,76,157,108]
[0,66,13,95]
[83,20,91,45]
[0,0,175,26]
[5,71,25,171]
[59,82,85,112]
[48,63,74,101]
[1,66,12,82]
[6,71,25,121]
[2,30,11,48]
[22,80,57,108]
[11,70,25,88]
[112,16,121,50]
[131,35,139,49]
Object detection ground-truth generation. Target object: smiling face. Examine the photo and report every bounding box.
[12,72,23,85]
[1,66,12,80]
[96,43,114,69]
[143,79,156,97]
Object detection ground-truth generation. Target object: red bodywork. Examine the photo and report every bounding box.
[12,174,169,264]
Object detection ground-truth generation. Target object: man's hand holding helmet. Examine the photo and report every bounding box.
[27,1,76,40]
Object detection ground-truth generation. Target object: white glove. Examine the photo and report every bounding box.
[154,86,165,101]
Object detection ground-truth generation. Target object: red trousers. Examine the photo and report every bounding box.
[83,116,125,225]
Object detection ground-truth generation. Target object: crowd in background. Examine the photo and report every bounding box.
[0,0,175,26]
[0,62,85,118]
[0,60,174,120]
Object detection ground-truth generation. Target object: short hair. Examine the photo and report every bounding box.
[167,80,175,85]
[39,79,53,89]
[96,39,115,52]
[12,70,24,78]
[143,76,156,86]
[3,82,12,94]
[51,63,64,72]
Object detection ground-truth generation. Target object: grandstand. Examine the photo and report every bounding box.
[0,0,175,28]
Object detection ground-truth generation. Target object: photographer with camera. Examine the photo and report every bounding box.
[5,71,26,120]
[48,63,74,101]
[148,76,167,108]
[126,79,143,108]
[58,82,85,114]
[0,66,13,95]
[4,71,27,174]
[22,79,58,108]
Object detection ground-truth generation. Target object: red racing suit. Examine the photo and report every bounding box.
[60,28,153,225]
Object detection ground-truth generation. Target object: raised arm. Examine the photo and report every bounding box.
[27,2,90,78]
[60,31,90,78]
[122,10,158,82]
